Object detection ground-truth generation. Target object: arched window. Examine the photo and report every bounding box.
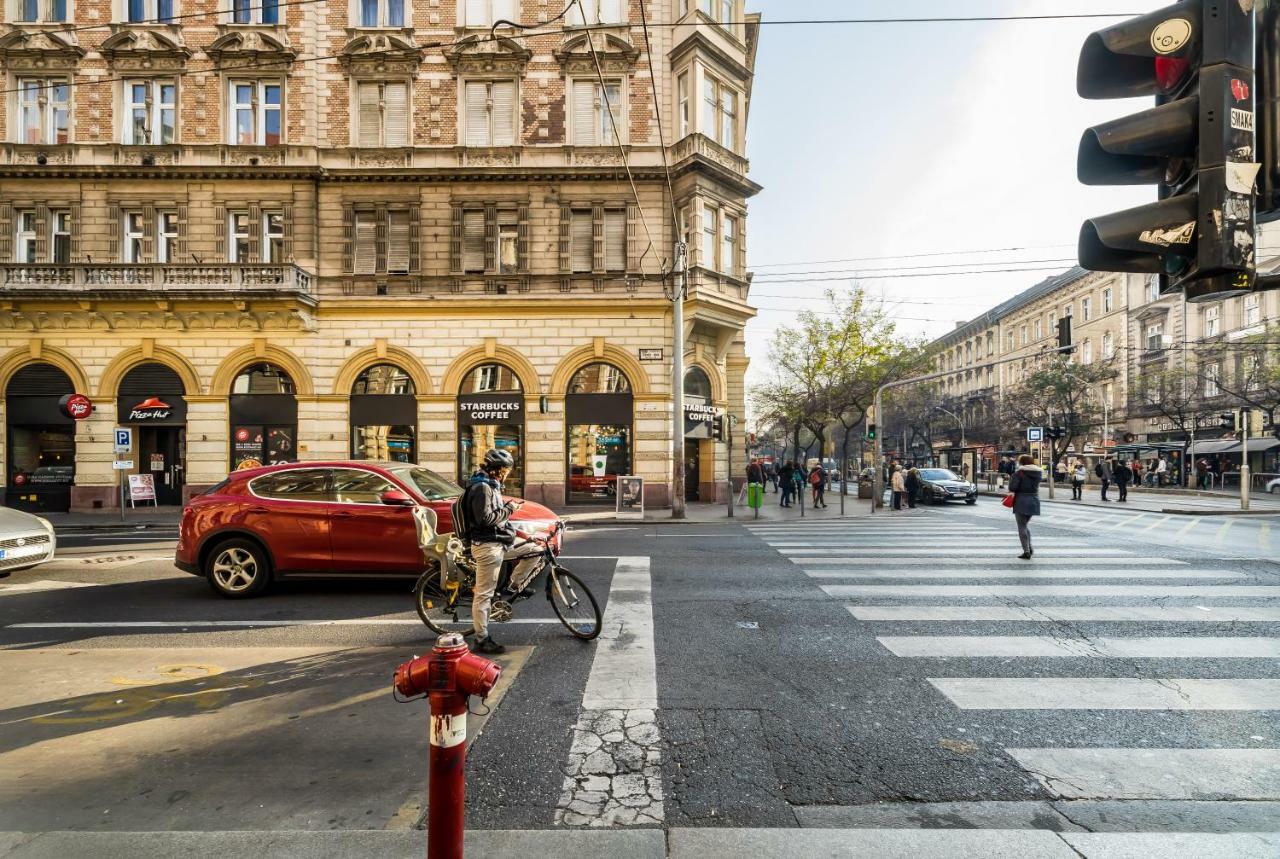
[353,363,415,396]
[118,362,188,506]
[461,363,522,394]
[568,362,631,394]
[458,363,524,495]
[6,363,76,511]
[684,367,712,401]
[229,363,297,469]
[232,363,295,395]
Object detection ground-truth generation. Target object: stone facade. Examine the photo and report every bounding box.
[0,1,762,512]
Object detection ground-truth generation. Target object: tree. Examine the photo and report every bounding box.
[1194,327,1280,425]
[1001,356,1115,468]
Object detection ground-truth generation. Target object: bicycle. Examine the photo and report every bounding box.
[412,512,601,641]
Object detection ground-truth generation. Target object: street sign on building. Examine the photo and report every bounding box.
[1026,426,1043,442]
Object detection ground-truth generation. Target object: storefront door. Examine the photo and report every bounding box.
[118,363,189,505]
[684,444,700,502]
[137,426,185,505]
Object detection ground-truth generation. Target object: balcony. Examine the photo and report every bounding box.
[1,263,314,299]
[671,133,753,184]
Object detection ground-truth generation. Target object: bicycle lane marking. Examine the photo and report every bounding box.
[555,556,663,827]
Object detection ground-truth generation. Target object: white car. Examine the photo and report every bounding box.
[0,507,56,579]
[1268,477,1280,494]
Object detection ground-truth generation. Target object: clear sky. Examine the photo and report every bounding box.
[743,0,1169,383]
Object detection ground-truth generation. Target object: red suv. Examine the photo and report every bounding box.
[175,461,562,598]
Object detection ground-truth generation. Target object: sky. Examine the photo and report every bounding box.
[742,0,1169,384]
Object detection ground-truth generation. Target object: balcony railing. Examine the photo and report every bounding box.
[1,263,314,295]
[670,133,750,177]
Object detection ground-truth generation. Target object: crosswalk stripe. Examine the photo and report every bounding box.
[848,605,1280,622]
[1177,516,1204,535]
[804,568,1240,580]
[767,539,1079,547]
[929,677,1280,710]
[1006,748,1280,800]
[879,635,1280,658]
[1142,515,1172,531]
[801,557,1184,566]
[776,542,1083,552]
[786,548,1135,557]
[0,580,96,595]
[824,584,1280,598]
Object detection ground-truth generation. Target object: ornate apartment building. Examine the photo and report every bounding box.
[0,0,761,512]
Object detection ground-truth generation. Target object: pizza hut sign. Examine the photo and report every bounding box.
[116,394,187,425]
[58,393,93,421]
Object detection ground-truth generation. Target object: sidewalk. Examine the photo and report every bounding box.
[978,483,1280,516]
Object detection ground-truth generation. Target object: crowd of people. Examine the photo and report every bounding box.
[745,459,833,508]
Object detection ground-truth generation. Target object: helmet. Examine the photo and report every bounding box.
[482,448,515,471]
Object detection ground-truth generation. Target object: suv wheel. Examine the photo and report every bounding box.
[205,538,270,598]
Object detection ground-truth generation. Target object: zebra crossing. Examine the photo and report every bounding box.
[747,514,1280,805]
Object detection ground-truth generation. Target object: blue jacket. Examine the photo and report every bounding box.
[464,473,516,545]
[1008,465,1042,517]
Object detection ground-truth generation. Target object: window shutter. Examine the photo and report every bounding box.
[353,211,377,274]
[625,202,638,271]
[69,203,81,262]
[33,204,48,262]
[558,204,571,272]
[141,205,155,263]
[464,81,488,146]
[570,210,592,272]
[387,210,410,274]
[246,203,261,262]
[280,203,293,262]
[407,205,420,272]
[591,203,605,273]
[516,203,529,273]
[462,208,485,272]
[491,81,515,145]
[112,203,124,261]
[483,203,497,273]
[384,83,408,146]
[174,203,188,262]
[374,205,388,272]
[357,83,381,146]
[450,203,463,274]
[213,204,226,261]
[604,209,625,271]
[0,202,11,260]
[572,80,596,144]
[342,205,355,272]
[464,0,484,26]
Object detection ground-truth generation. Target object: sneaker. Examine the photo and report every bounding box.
[471,635,506,655]
[1018,552,1031,560]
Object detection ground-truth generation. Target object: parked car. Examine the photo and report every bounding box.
[918,468,978,505]
[175,461,562,598]
[1268,476,1280,494]
[0,507,57,579]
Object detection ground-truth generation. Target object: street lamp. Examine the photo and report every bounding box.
[934,405,965,449]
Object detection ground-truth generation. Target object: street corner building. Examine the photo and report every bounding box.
[0,0,762,513]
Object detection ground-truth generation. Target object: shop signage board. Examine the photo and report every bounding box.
[128,473,157,505]
[616,475,644,520]
[458,394,523,424]
[150,453,165,471]
[684,403,721,440]
[117,394,187,425]
[112,460,134,470]
[59,393,93,420]
[638,348,663,362]
[114,428,133,454]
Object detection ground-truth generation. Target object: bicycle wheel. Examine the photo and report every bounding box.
[547,567,601,640]
[414,572,475,637]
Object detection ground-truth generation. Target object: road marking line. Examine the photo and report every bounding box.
[848,605,1280,622]
[8,618,563,628]
[1142,515,1173,531]
[804,568,1240,580]
[1262,522,1272,552]
[0,580,97,595]
[1177,516,1204,535]
[784,548,1134,557]
[582,556,656,710]
[880,635,1280,658]
[1007,748,1280,800]
[826,583,1280,598]
[930,677,1280,710]
[801,557,1184,566]
[1215,520,1235,546]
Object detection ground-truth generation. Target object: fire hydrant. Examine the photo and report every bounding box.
[395,633,502,859]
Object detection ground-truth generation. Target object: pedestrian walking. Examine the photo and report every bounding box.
[767,461,779,493]
[1130,459,1143,491]
[1007,454,1042,560]
[1071,458,1087,500]
[778,460,795,507]
[890,463,905,510]
[1114,458,1131,502]
[747,459,764,486]
[1055,458,1068,485]
[809,462,828,508]
[1155,456,1168,487]
[1195,457,1210,491]
[904,467,920,509]
[1096,457,1113,501]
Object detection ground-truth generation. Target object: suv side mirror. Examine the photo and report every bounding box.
[380,489,415,507]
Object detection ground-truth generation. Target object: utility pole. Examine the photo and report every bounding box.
[671,241,687,519]
[1242,408,1252,511]
[1046,408,1055,501]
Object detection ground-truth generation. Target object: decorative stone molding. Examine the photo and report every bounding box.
[99,28,190,71]
[339,32,421,74]
[0,307,314,332]
[553,31,638,75]
[221,146,286,165]
[0,29,84,69]
[349,148,412,168]
[206,30,295,67]
[458,148,520,167]
[443,34,531,74]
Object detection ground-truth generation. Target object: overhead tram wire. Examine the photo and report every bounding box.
[639,0,681,267]
[749,244,1079,268]
[751,257,1080,281]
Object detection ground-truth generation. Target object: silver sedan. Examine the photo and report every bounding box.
[0,507,56,578]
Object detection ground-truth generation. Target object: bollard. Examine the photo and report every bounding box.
[395,633,502,859]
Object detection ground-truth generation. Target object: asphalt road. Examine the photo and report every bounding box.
[2,504,1279,846]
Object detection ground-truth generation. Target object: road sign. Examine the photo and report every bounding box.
[112,460,134,470]
[114,428,133,454]
[1027,426,1044,442]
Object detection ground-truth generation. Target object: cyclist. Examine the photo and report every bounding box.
[462,448,525,655]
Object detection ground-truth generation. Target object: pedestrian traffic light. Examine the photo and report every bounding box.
[865,424,877,441]
[1217,411,1238,430]
[1045,426,1068,440]
[1076,1,1258,303]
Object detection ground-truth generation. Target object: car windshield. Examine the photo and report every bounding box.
[386,466,463,501]
[921,469,960,481]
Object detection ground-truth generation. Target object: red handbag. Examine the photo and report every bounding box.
[1002,493,1015,508]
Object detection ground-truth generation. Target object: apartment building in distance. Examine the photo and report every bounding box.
[0,0,762,513]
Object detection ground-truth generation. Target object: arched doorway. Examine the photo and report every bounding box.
[457,363,524,496]
[565,362,632,505]
[6,363,76,512]
[351,363,417,463]
[118,362,188,505]
[683,367,714,502]
[229,363,297,470]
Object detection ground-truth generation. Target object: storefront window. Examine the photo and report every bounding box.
[566,363,634,504]
[233,364,296,395]
[230,363,297,470]
[458,363,524,496]
[352,363,417,462]
[6,362,77,512]
[8,427,75,487]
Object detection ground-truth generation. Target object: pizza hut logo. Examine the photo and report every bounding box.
[1232,78,1250,102]
[59,393,92,420]
[235,428,251,442]
[129,396,172,420]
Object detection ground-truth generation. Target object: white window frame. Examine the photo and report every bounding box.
[460,0,515,28]
[51,209,71,264]
[702,203,717,270]
[462,79,517,146]
[1102,331,1113,359]
[122,210,146,263]
[721,213,737,277]
[16,0,68,22]
[1102,287,1113,313]
[567,0,622,25]
[355,0,403,27]
[124,0,175,23]
[1244,354,1262,390]
[263,210,285,263]
[1147,276,1160,302]
[1082,339,1092,364]
[702,74,737,151]
[228,79,282,146]
[122,79,176,145]
[17,78,69,145]
[1244,293,1261,326]
[1034,319,1042,341]
[157,210,179,263]
[572,77,624,145]
[1204,305,1220,337]
[497,209,518,274]
[15,209,36,263]
[1204,363,1220,398]
[676,71,689,138]
[1019,325,1027,347]
[228,210,251,262]
[1146,322,1163,351]
[356,80,410,147]
[232,0,279,24]
[1081,296,1092,322]
[698,0,733,24]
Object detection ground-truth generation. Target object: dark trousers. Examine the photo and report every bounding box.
[813,485,826,507]
[1101,479,1110,500]
[780,484,793,506]
[1117,481,1128,501]
[906,488,916,509]
[1015,513,1033,553]
[1071,480,1083,500]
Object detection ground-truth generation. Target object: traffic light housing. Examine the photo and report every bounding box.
[1218,410,1238,430]
[1057,317,1075,354]
[865,424,877,441]
[1045,426,1068,440]
[712,414,726,442]
[1077,1,1258,303]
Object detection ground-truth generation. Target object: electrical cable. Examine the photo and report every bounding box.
[751,258,1080,280]
[749,244,1079,268]
[639,0,681,272]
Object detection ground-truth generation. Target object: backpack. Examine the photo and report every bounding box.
[1094,463,1104,478]
[450,483,478,541]
[809,469,822,486]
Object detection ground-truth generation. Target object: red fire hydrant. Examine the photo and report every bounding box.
[394,632,502,859]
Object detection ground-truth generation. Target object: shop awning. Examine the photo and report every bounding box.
[1189,440,1240,455]
[1220,438,1280,454]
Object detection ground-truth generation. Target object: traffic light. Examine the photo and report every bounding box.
[712,414,726,442]
[1045,427,1068,440]
[1077,1,1258,303]
[865,424,877,441]
[1057,316,1074,354]
[1217,411,1238,430]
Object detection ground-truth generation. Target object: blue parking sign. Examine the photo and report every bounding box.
[114,428,133,453]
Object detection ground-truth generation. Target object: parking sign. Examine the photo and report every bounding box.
[1026,426,1043,442]
[114,427,133,453]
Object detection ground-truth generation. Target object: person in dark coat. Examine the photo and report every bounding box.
[904,467,920,509]
[1007,454,1043,560]
[778,460,795,507]
[1113,459,1132,502]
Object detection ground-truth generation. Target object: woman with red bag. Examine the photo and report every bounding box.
[1006,454,1043,560]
